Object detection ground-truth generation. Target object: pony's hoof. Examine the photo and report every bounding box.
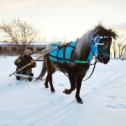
[63,89,71,94]
[77,98,83,104]
[45,83,48,88]
[51,88,55,92]
[45,86,48,88]
[51,90,55,93]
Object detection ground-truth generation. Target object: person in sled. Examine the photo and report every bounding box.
[14,49,36,81]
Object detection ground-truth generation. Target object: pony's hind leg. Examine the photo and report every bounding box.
[44,74,55,92]
[44,75,49,88]
[44,56,55,92]
[48,74,55,92]
[63,74,75,94]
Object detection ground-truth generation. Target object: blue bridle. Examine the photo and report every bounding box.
[88,35,111,61]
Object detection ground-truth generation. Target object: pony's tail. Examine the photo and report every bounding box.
[36,59,46,80]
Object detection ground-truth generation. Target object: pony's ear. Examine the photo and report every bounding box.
[109,29,118,39]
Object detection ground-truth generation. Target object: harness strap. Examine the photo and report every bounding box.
[75,60,89,64]
[49,54,91,64]
[49,54,73,62]
[63,44,67,62]
[56,46,61,62]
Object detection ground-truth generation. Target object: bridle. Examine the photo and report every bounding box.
[94,35,112,61]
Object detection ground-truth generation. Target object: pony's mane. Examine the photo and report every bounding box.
[93,25,117,39]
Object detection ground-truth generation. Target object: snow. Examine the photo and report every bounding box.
[0,56,126,126]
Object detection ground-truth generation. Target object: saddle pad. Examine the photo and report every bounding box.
[49,41,77,63]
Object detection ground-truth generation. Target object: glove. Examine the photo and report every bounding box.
[31,60,36,68]
[31,59,35,64]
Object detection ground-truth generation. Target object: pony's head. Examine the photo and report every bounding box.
[93,25,117,64]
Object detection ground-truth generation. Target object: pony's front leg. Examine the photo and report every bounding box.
[76,75,84,104]
[63,74,75,94]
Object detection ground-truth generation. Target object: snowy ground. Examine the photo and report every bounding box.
[0,56,126,126]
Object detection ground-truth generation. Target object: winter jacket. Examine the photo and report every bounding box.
[14,55,36,71]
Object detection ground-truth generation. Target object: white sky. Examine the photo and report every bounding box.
[0,0,126,41]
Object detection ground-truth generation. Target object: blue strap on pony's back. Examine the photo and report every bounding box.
[49,41,77,63]
[65,41,77,62]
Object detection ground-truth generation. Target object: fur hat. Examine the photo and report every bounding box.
[24,49,32,55]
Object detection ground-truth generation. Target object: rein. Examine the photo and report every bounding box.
[82,59,97,81]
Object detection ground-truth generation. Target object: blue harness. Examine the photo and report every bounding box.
[49,36,102,64]
[49,40,77,63]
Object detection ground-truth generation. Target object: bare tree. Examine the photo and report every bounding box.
[0,19,39,55]
[117,35,126,59]
[112,40,117,58]
[112,34,126,59]
[121,45,126,59]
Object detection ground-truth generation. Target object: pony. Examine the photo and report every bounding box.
[37,25,117,104]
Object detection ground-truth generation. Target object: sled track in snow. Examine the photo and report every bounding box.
[83,72,123,103]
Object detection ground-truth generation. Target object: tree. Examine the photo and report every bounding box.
[117,35,126,59]
[121,45,126,59]
[0,19,39,55]
[112,40,117,58]
[112,34,126,59]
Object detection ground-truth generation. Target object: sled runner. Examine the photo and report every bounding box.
[15,73,34,81]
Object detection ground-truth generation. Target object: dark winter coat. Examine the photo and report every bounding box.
[14,55,36,71]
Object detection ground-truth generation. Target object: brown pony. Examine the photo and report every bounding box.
[37,25,117,104]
